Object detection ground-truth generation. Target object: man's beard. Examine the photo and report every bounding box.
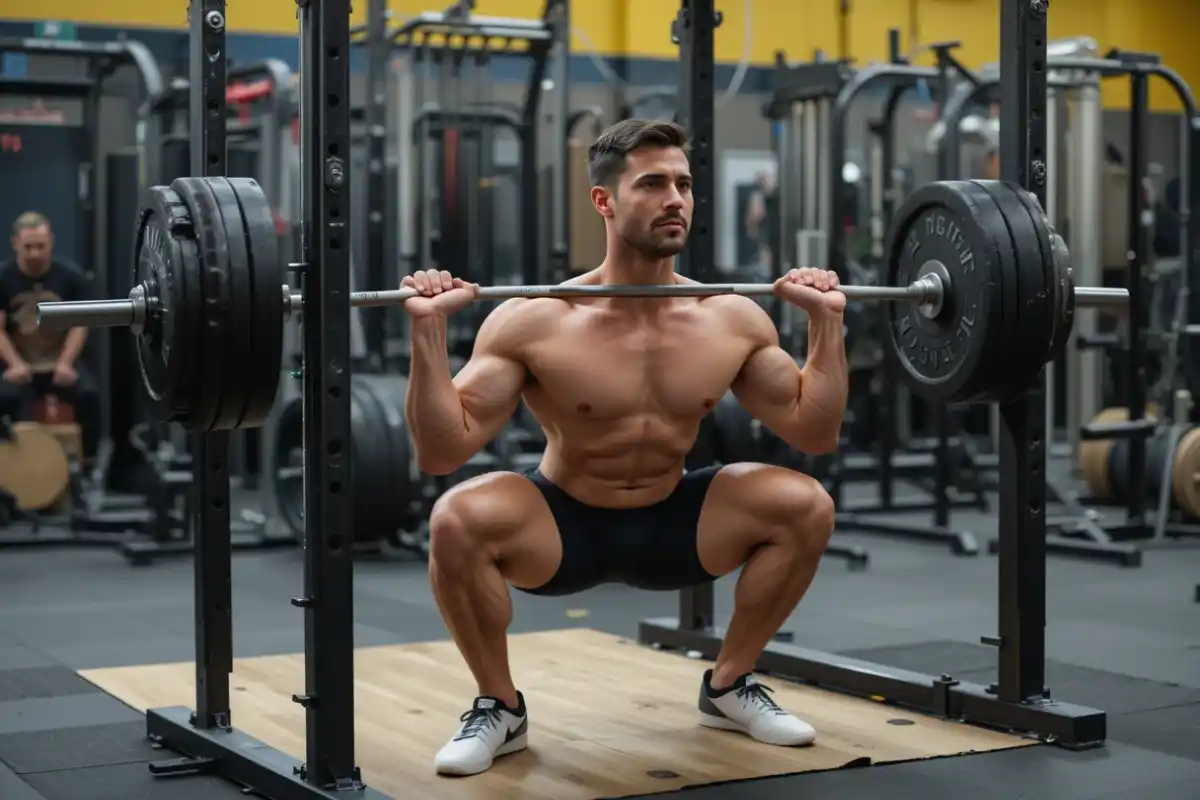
[621,224,688,259]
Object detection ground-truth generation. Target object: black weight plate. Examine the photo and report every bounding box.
[1005,183,1059,363]
[353,375,415,542]
[955,183,1032,402]
[170,177,230,431]
[271,396,305,539]
[204,177,255,430]
[349,378,391,543]
[228,178,286,428]
[712,392,758,464]
[974,181,1049,399]
[133,186,202,424]
[883,181,1005,404]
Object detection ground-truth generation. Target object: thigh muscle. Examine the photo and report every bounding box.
[695,462,830,576]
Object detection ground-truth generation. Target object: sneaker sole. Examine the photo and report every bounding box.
[698,713,816,747]
[435,733,528,777]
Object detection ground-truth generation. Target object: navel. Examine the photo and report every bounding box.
[576,402,593,414]
[701,397,716,410]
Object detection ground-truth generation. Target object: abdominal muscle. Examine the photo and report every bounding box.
[531,410,703,509]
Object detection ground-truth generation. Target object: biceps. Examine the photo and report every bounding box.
[732,347,801,417]
[454,354,526,433]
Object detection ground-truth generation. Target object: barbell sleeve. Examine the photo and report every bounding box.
[37,299,139,330]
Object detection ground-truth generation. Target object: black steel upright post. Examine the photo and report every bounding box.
[363,0,389,366]
[296,0,361,788]
[189,0,233,732]
[995,0,1048,705]
[548,0,571,283]
[674,0,717,630]
[1124,72,1149,521]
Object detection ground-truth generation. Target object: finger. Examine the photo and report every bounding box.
[827,271,840,289]
[438,270,454,291]
[451,277,466,288]
[400,275,416,288]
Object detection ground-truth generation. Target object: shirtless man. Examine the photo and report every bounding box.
[403,119,846,778]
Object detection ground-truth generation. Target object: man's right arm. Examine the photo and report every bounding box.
[405,300,532,474]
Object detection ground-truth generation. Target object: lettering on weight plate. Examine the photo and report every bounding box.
[905,227,921,258]
[925,213,975,274]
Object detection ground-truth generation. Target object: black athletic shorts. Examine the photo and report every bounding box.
[518,466,723,596]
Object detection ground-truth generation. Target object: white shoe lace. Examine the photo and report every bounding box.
[453,706,502,741]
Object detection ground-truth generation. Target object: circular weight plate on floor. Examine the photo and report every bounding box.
[228,177,285,429]
[170,177,230,431]
[1172,426,1200,519]
[203,177,255,430]
[133,185,202,425]
[1078,406,1158,499]
[352,374,416,543]
[883,181,1005,404]
[271,396,305,539]
[712,392,760,464]
[0,422,70,510]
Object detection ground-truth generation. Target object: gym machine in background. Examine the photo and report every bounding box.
[1043,52,1200,564]
[644,0,1109,749]
[352,0,571,367]
[0,36,165,549]
[763,35,993,556]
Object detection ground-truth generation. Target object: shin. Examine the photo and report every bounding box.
[710,484,834,690]
[428,503,521,708]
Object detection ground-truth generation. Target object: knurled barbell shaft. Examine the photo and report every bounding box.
[34,276,1127,332]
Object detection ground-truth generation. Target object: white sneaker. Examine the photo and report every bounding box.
[698,669,817,746]
[434,694,529,776]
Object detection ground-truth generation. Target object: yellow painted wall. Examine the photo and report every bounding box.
[4,0,1199,110]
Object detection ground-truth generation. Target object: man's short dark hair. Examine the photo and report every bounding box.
[587,119,690,189]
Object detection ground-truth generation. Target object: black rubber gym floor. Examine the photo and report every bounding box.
[1,498,1198,799]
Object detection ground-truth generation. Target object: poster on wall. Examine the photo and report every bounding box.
[718,150,776,281]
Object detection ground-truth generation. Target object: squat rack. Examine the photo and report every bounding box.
[641,0,1106,747]
[140,2,387,797]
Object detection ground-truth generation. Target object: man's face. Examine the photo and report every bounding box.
[597,146,693,259]
[13,225,52,272]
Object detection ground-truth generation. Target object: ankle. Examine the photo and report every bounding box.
[480,687,522,712]
[708,665,746,693]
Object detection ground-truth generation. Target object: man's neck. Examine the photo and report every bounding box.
[18,261,48,278]
[597,254,675,286]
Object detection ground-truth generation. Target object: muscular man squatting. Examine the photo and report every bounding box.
[402,119,847,777]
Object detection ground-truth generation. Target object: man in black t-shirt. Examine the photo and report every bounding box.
[0,212,100,465]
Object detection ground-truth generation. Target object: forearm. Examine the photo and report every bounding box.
[796,313,849,445]
[0,332,23,365]
[406,317,471,470]
[58,328,87,366]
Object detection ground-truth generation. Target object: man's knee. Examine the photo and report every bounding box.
[772,472,835,556]
[429,473,524,569]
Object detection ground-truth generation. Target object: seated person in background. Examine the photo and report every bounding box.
[404,119,845,778]
[0,212,100,467]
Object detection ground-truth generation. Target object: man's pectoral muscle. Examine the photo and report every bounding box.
[730,304,847,455]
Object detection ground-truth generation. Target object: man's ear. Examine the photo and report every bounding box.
[591,185,616,218]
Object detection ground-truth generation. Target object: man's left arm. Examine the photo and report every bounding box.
[730,303,848,455]
[57,267,90,368]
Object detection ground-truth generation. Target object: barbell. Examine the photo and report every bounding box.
[37,176,1127,432]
